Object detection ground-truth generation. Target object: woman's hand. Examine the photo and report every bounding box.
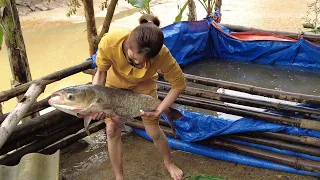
[91,112,107,120]
[140,106,162,119]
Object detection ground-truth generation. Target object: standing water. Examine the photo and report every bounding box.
[182,58,320,96]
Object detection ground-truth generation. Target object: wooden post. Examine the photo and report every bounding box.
[0,0,32,89]
[187,0,197,21]
[0,0,39,120]
[81,0,98,56]
[207,0,211,16]
[214,0,222,11]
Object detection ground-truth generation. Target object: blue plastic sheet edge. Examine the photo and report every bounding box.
[133,128,320,177]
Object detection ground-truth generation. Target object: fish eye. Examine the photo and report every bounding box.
[67,93,73,100]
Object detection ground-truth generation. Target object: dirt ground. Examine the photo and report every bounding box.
[60,130,318,180]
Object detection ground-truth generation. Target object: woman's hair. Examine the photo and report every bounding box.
[128,14,164,60]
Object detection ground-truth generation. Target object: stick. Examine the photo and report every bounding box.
[0,60,92,103]
[131,120,320,173]
[224,134,320,157]
[0,96,50,123]
[157,91,320,131]
[39,121,105,155]
[5,110,77,144]
[158,81,320,119]
[0,82,45,149]
[0,115,80,156]
[248,132,320,148]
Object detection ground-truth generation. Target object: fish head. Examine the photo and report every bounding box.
[48,85,96,117]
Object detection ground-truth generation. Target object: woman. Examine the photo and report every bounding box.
[92,14,186,180]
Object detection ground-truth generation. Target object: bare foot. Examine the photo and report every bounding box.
[165,162,183,180]
[115,175,124,180]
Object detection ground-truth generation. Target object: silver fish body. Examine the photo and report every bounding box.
[48,84,182,134]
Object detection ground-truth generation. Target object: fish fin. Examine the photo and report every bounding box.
[83,116,92,136]
[163,107,183,138]
[111,116,126,131]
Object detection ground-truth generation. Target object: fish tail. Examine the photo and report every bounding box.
[163,107,183,137]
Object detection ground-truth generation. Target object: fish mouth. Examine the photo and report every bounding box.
[48,92,63,105]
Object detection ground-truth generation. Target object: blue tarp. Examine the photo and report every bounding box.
[134,129,320,177]
[87,17,320,177]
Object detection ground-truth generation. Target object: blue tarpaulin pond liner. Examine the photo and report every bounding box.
[86,17,320,176]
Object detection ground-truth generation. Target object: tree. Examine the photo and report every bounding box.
[0,0,38,120]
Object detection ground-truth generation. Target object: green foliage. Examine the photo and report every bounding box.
[174,1,188,23]
[126,0,152,14]
[66,0,81,17]
[174,0,216,23]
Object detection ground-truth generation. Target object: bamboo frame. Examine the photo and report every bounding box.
[157,91,320,131]
[158,81,320,119]
[0,60,92,103]
[172,73,320,105]
[0,82,45,149]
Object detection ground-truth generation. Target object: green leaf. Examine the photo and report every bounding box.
[127,0,151,9]
[198,0,208,10]
[0,26,3,50]
[174,1,188,23]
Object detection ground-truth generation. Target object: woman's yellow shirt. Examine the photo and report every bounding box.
[96,29,186,91]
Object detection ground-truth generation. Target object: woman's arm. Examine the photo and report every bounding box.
[140,49,186,118]
[92,68,107,86]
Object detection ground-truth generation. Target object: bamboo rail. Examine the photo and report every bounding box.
[248,132,320,148]
[169,73,320,105]
[131,120,320,173]
[157,91,320,131]
[0,82,45,148]
[158,81,320,119]
[224,134,320,157]
[0,60,92,103]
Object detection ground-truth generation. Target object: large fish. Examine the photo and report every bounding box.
[48,84,183,135]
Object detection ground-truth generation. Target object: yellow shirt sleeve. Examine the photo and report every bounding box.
[159,47,186,91]
[96,35,112,71]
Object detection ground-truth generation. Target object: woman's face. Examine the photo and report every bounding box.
[127,48,146,69]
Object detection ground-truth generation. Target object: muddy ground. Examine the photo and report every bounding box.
[60,130,318,180]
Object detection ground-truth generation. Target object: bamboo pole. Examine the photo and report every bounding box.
[0,115,80,155]
[209,139,320,173]
[0,121,83,165]
[158,118,320,149]
[172,73,320,105]
[157,91,320,131]
[5,110,75,144]
[0,121,104,166]
[158,81,320,119]
[247,132,320,148]
[0,82,45,149]
[0,96,50,123]
[219,23,320,44]
[224,134,320,157]
[0,60,92,103]
[39,121,105,155]
[131,120,320,173]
